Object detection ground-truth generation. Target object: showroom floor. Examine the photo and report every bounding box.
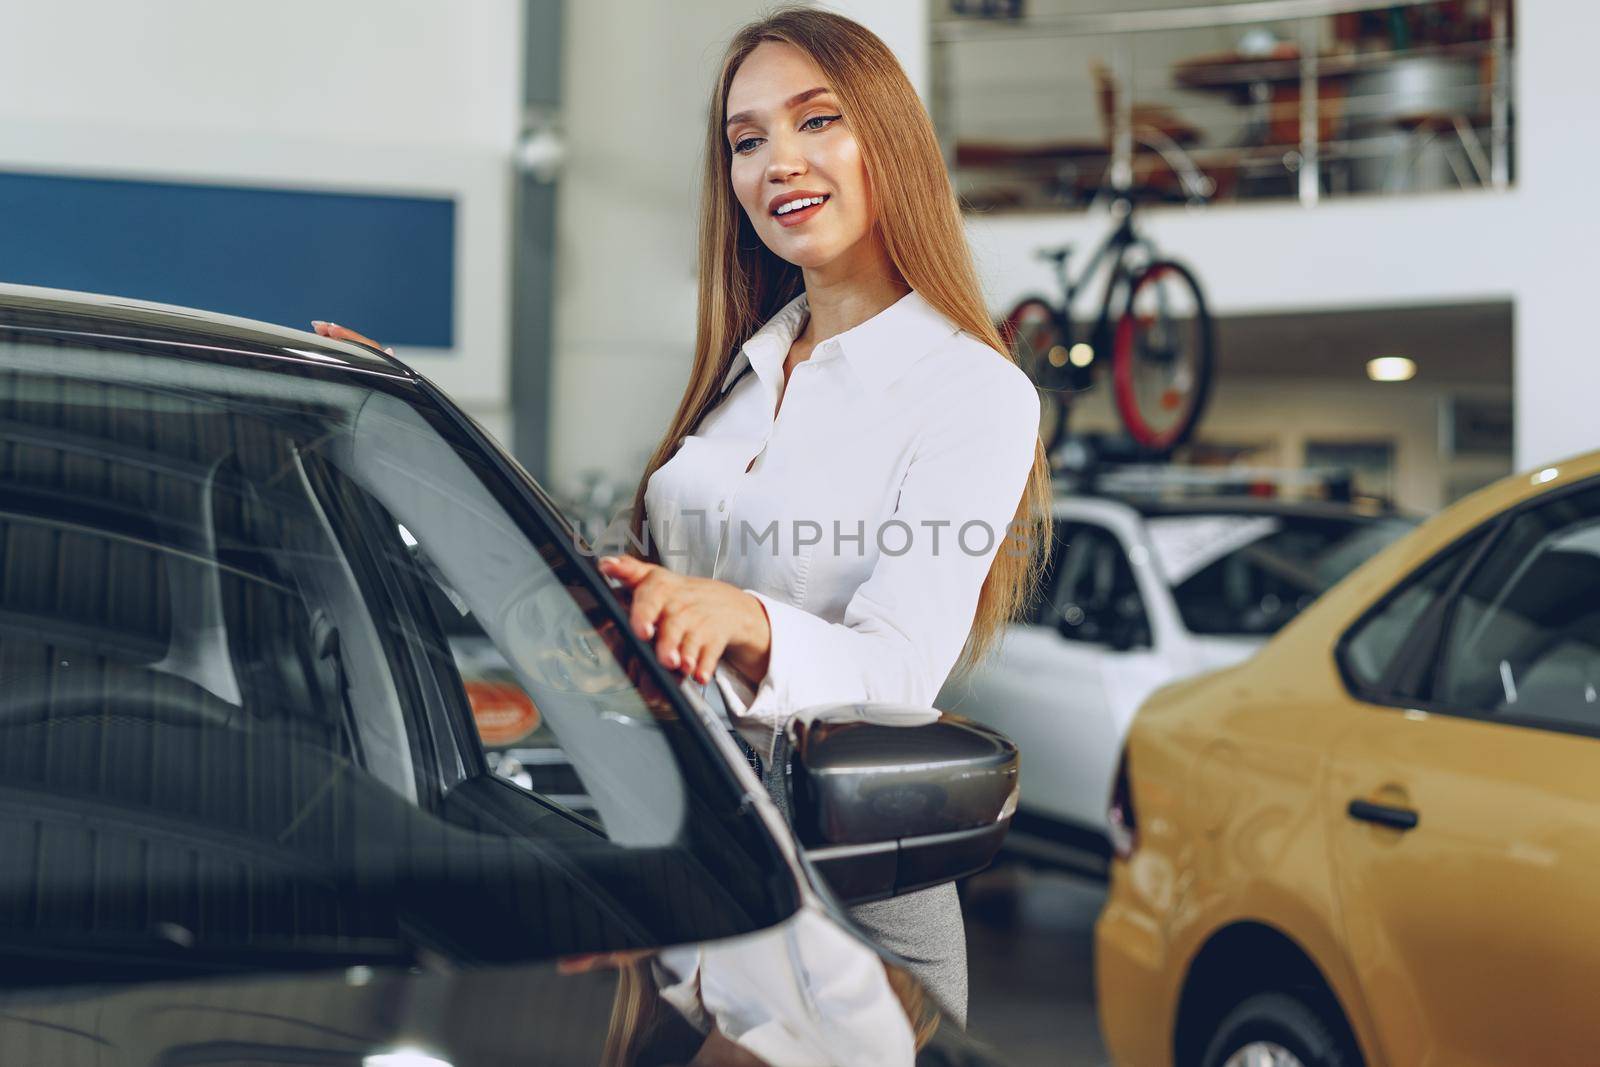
[964,865,1110,1066]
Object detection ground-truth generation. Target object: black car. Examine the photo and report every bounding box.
[0,285,1019,1065]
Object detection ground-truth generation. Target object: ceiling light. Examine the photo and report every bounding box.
[1366,356,1416,382]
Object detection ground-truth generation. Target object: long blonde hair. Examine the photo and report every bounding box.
[627,5,1052,677]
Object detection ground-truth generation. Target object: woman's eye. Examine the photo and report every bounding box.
[730,114,837,155]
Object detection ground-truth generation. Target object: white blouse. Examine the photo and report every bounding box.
[644,287,1040,753]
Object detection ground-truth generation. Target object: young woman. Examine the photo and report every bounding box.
[315,5,1051,1055]
[595,4,1053,1030]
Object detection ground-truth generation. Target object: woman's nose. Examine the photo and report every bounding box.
[764,137,805,182]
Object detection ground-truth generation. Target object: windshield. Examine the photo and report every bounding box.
[0,338,796,985]
[1149,512,1416,636]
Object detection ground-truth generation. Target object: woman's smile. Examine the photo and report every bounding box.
[773,194,829,227]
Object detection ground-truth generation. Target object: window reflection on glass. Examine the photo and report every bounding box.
[414,551,600,824]
[1436,487,1600,729]
[1161,513,1415,636]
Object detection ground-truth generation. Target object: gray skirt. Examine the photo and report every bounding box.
[759,726,969,1027]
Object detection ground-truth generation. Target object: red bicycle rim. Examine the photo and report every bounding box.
[1112,264,1189,452]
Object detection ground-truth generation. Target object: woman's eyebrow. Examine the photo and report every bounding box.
[725,86,833,131]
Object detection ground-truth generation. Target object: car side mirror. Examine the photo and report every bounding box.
[787,703,1019,906]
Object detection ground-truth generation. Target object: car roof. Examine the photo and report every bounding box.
[1448,449,1600,515]
[0,281,585,538]
[0,282,412,380]
[1052,491,1407,525]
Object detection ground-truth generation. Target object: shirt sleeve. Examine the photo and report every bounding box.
[738,362,1041,722]
[695,909,917,1067]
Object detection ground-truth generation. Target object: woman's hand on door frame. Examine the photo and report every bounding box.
[311,319,395,356]
[598,555,770,686]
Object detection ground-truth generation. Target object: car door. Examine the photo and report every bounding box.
[1326,480,1600,1067]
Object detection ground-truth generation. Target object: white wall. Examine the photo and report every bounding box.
[964,2,1600,470]
[817,0,932,103]
[0,0,522,439]
[548,0,778,502]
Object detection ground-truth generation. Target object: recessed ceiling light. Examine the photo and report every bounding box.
[1367,356,1416,382]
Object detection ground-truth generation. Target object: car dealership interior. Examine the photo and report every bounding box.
[0,1,1594,1065]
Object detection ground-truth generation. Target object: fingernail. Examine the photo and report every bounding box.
[664,651,678,668]
[644,623,655,639]
[385,347,395,355]
[311,320,326,328]
[599,555,617,566]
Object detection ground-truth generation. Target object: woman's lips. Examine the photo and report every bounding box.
[773,196,828,228]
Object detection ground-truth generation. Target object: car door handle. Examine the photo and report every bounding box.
[1347,799,1419,831]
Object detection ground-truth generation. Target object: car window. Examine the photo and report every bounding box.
[1156,513,1417,637]
[302,460,625,834]
[1048,522,1151,649]
[1020,518,1075,626]
[0,343,798,986]
[1433,484,1600,733]
[1341,529,1484,696]
[417,573,599,821]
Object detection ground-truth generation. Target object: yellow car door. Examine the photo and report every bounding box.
[1325,480,1600,1067]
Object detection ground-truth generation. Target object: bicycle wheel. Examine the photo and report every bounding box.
[1110,259,1214,456]
[999,297,1068,452]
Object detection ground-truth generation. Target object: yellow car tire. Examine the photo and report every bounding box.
[1199,991,1360,1067]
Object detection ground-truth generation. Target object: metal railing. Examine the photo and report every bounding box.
[935,0,1513,210]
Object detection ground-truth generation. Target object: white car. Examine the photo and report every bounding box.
[938,493,1415,876]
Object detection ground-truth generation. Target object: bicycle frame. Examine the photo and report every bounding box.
[1010,166,1217,456]
[1041,197,1161,391]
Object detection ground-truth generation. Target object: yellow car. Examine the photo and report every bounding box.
[1096,449,1600,1067]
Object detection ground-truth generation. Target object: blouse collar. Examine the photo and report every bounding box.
[718,288,961,396]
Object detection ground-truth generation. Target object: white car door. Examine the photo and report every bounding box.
[940,519,1165,849]
[1051,521,1171,832]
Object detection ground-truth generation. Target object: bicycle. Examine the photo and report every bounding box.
[1000,182,1216,459]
